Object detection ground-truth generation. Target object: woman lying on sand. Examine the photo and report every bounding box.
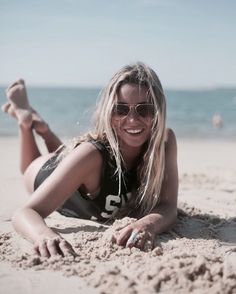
[1,62,178,257]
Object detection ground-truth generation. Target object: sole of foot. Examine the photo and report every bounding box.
[4,79,50,134]
[6,79,32,128]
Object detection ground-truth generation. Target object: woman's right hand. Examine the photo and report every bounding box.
[33,236,77,258]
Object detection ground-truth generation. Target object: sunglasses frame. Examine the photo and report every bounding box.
[112,103,155,120]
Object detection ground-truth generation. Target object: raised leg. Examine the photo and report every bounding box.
[2,79,63,173]
[18,127,41,173]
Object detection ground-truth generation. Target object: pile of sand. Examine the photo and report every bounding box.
[1,202,235,294]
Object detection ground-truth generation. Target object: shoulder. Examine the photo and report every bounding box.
[74,141,103,160]
[61,141,104,171]
[164,128,177,145]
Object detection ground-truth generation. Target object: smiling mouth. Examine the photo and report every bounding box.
[125,129,143,135]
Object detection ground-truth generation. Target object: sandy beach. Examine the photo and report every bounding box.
[0,137,236,294]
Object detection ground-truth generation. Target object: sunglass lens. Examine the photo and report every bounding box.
[113,104,129,116]
[136,104,154,117]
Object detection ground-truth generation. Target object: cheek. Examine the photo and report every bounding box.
[111,119,121,134]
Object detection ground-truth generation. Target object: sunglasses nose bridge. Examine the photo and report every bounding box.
[126,105,139,119]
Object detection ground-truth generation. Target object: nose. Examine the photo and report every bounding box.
[126,107,139,122]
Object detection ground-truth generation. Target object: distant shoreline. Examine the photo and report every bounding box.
[1,85,236,91]
[1,87,236,140]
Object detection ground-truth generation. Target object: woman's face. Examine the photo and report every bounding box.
[111,83,154,151]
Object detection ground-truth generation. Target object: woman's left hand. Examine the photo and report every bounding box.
[114,217,156,250]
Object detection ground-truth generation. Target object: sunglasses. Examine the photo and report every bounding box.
[112,103,155,120]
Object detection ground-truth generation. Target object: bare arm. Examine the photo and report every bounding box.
[12,142,103,256]
[143,128,178,233]
[116,128,178,248]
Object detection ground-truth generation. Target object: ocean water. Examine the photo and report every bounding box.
[0,86,236,140]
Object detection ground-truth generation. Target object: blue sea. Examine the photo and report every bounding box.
[0,86,236,140]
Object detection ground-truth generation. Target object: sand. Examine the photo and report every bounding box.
[0,137,236,294]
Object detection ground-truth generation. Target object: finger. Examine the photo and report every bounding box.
[58,240,76,257]
[1,102,11,113]
[38,241,50,257]
[33,245,40,256]
[126,230,140,248]
[47,239,61,256]
[115,227,133,246]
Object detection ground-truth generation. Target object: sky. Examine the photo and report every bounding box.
[0,0,236,88]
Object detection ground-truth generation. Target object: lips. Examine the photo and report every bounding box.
[125,129,143,135]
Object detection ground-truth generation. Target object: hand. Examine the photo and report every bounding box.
[33,236,76,258]
[114,217,156,250]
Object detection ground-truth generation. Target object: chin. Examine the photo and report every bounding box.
[119,136,148,149]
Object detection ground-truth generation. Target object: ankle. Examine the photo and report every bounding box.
[18,122,33,134]
[18,119,33,131]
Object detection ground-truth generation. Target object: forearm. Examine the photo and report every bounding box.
[142,203,177,235]
[12,208,58,243]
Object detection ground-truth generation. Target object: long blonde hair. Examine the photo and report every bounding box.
[95,62,166,215]
[58,62,166,216]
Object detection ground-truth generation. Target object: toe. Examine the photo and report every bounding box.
[1,102,11,113]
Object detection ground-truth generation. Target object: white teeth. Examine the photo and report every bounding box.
[126,129,142,134]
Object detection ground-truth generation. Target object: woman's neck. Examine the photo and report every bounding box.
[120,145,143,170]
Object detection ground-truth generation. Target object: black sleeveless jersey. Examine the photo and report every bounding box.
[34,140,138,221]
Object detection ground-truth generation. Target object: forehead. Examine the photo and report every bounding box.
[117,83,150,104]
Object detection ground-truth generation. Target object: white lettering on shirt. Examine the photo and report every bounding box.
[100,193,132,219]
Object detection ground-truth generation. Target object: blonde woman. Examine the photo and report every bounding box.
[2,62,178,257]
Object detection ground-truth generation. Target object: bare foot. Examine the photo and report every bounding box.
[4,79,49,134]
[5,79,32,128]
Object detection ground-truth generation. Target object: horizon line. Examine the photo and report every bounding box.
[0,83,236,91]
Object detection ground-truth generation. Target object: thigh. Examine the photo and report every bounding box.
[23,153,55,194]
